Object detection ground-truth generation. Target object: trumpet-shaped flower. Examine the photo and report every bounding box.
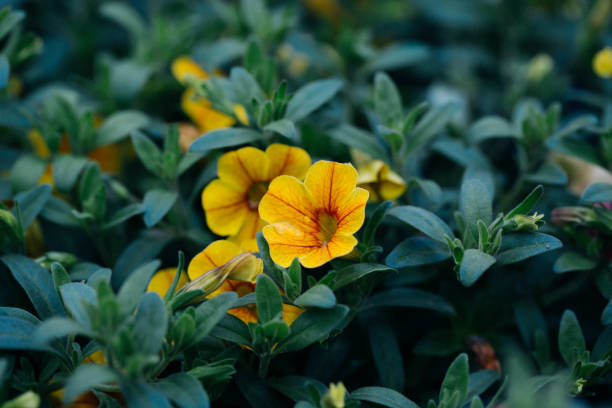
[187,240,302,324]
[259,161,369,268]
[356,159,406,201]
[147,267,189,298]
[172,56,248,133]
[202,144,311,251]
[593,47,612,78]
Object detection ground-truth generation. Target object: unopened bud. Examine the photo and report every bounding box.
[504,212,545,232]
[180,253,260,296]
[551,207,597,225]
[321,382,346,408]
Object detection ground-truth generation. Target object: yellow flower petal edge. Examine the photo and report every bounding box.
[201,144,311,246]
[171,56,209,84]
[259,160,369,268]
[356,159,406,201]
[147,267,188,298]
[593,47,612,78]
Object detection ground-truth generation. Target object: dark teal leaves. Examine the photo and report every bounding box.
[496,233,562,265]
[256,274,283,323]
[327,124,389,162]
[349,386,419,408]
[95,110,149,147]
[1,254,65,319]
[154,373,210,408]
[334,263,394,290]
[362,288,455,315]
[387,206,454,243]
[12,184,52,229]
[293,285,336,309]
[64,364,119,405]
[142,189,177,227]
[581,182,612,203]
[553,252,597,274]
[458,249,496,287]
[387,237,450,268]
[558,310,586,366]
[190,128,263,153]
[285,79,343,121]
[439,353,469,408]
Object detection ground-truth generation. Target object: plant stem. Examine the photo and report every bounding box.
[258,354,271,378]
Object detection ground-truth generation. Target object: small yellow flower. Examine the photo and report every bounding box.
[321,382,346,408]
[187,240,303,324]
[593,47,612,78]
[172,56,244,132]
[147,267,189,298]
[356,160,406,201]
[259,161,369,268]
[202,144,311,251]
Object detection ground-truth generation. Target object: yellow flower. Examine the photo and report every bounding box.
[321,382,347,408]
[147,267,189,298]
[303,0,342,22]
[593,47,612,78]
[259,161,369,268]
[356,160,406,201]
[202,144,311,251]
[187,240,303,325]
[171,56,248,133]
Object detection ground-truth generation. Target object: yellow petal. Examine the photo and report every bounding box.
[88,144,121,174]
[262,222,321,267]
[259,175,318,233]
[593,47,612,78]
[233,104,250,125]
[300,234,357,268]
[336,188,369,236]
[282,304,304,325]
[182,89,235,132]
[202,179,248,236]
[229,306,258,324]
[265,144,311,179]
[305,161,359,212]
[228,209,266,248]
[28,129,51,158]
[218,147,270,191]
[172,56,209,83]
[187,240,241,280]
[83,350,107,365]
[147,267,188,297]
[356,160,385,185]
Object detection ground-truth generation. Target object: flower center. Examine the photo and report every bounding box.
[317,212,338,244]
[247,182,268,210]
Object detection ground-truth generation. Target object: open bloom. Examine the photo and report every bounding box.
[259,161,369,268]
[356,160,406,201]
[593,47,612,78]
[171,56,248,132]
[187,240,302,324]
[202,144,311,251]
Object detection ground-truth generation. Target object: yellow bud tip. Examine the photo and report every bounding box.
[593,47,612,78]
[321,382,346,408]
[181,253,260,296]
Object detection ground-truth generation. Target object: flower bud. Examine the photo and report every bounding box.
[551,207,597,226]
[321,382,346,408]
[2,391,40,408]
[180,253,260,296]
[504,212,545,232]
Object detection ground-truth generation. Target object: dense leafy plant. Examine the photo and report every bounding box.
[1,0,612,407]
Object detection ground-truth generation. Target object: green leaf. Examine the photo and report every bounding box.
[0,9,24,40]
[0,316,43,351]
[334,263,394,290]
[286,79,343,121]
[12,184,52,229]
[374,72,403,127]
[558,310,586,366]
[99,2,146,39]
[581,182,612,203]
[39,196,81,228]
[505,185,543,219]
[369,319,405,391]
[230,66,264,105]
[275,305,348,354]
[496,233,562,265]
[467,116,518,143]
[465,370,499,402]
[413,330,461,356]
[363,288,455,315]
[95,111,149,147]
[387,237,451,268]
[1,254,65,319]
[439,353,469,408]
[349,386,419,408]
[64,364,119,405]
[190,128,264,153]
[602,299,612,326]
[460,178,492,240]
[33,317,89,345]
[120,380,172,408]
[387,206,454,243]
[0,55,7,89]
[264,119,297,140]
[546,136,605,167]
[11,154,47,193]
[112,234,172,286]
[131,131,163,176]
[78,163,106,220]
[52,155,88,192]
[102,203,144,230]
[256,274,283,323]
[525,162,567,185]
[117,260,160,315]
[553,252,597,274]
[142,189,178,228]
[154,373,210,408]
[294,285,336,309]
[327,124,388,162]
[283,259,302,300]
[60,282,96,327]
[51,262,71,293]
[552,114,597,139]
[193,292,238,344]
[210,314,251,345]
[236,370,286,408]
[402,103,458,157]
[363,201,393,247]
[458,249,496,287]
[365,43,430,73]
[133,292,167,354]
